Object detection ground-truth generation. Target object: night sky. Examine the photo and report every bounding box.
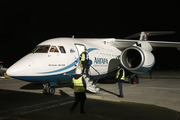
[0,1,180,69]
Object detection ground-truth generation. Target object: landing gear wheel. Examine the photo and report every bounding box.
[49,86,55,95]
[43,89,48,94]
[43,83,55,95]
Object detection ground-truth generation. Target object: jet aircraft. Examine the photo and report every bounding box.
[7,31,180,95]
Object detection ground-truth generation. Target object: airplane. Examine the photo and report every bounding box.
[0,61,8,76]
[6,31,180,95]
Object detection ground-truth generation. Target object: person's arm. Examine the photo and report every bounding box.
[79,53,82,61]
[118,70,123,79]
[87,53,89,60]
[82,77,86,90]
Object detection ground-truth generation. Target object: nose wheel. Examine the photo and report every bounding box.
[43,83,55,95]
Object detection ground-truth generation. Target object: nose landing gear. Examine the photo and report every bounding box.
[43,83,55,95]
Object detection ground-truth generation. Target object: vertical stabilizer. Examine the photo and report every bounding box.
[140,32,148,40]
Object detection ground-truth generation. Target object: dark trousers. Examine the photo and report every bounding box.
[118,81,124,97]
[82,62,89,75]
[70,100,85,113]
[135,75,139,83]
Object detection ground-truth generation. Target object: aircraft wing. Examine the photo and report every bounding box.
[106,39,180,50]
[105,39,137,50]
[147,41,180,49]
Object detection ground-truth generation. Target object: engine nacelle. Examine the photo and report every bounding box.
[120,46,155,73]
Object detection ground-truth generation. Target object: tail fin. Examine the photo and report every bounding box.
[125,31,175,40]
[140,32,148,40]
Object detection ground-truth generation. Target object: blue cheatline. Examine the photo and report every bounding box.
[38,58,79,74]
[37,48,99,74]
[13,69,76,82]
[137,60,155,72]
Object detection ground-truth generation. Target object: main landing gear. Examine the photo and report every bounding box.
[43,83,55,95]
[128,74,139,84]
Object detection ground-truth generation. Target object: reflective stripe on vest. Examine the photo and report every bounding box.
[73,76,83,86]
[81,53,89,61]
[116,68,125,80]
[72,76,85,92]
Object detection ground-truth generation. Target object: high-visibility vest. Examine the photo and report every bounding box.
[72,76,86,92]
[116,68,125,80]
[81,53,89,61]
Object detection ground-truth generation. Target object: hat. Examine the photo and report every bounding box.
[75,67,82,74]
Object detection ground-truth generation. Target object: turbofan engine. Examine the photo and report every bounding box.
[120,46,155,73]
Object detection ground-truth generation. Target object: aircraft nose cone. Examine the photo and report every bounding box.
[7,59,34,77]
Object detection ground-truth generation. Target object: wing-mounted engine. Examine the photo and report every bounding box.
[120,46,155,73]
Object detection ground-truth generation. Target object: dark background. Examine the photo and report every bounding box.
[0,1,180,70]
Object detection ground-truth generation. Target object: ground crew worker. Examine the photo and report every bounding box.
[116,65,125,98]
[70,67,87,114]
[79,49,89,75]
[133,73,141,84]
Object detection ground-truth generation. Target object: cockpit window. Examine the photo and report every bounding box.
[50,46,59,53]
[58,46,66,53]
[31,45,50,53]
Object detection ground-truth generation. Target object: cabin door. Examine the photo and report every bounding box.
[74,44,86,68]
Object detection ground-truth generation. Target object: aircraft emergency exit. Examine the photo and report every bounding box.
[7,31,180,95]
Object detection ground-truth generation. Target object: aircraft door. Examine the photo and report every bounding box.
[75,44,86,68]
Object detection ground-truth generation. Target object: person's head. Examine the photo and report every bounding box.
[84,49,87,52]
[118,65,121,69]
[50,48,55,52]
[75,67,82,74]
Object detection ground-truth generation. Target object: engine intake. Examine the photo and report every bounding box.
[120,46,155,73]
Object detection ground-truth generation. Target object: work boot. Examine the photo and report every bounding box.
[133,82,137,84]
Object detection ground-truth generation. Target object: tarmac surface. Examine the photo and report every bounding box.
[0,70,180,120]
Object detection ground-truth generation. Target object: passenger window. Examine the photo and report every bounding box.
[50,46,59,53]
[32,45,50,53]
[58,46,66,53]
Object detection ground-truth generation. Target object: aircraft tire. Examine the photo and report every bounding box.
[43,89,48,94]
[43,83,50,94]
[49,86,55,95]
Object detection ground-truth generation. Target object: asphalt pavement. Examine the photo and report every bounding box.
[0,70,180,120]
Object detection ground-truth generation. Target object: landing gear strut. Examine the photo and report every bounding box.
[43,83,55,95]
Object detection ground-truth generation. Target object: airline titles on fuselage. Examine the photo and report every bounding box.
[93,57,108,67]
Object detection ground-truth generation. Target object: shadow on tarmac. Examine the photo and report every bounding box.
[100,87,119,97]
[0,89,180,120]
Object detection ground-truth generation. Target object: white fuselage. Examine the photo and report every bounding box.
[7,38,121,82]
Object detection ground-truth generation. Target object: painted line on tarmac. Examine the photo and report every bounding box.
[148,87,180,91]
[18,100,74,115]
[0,97,74,120]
